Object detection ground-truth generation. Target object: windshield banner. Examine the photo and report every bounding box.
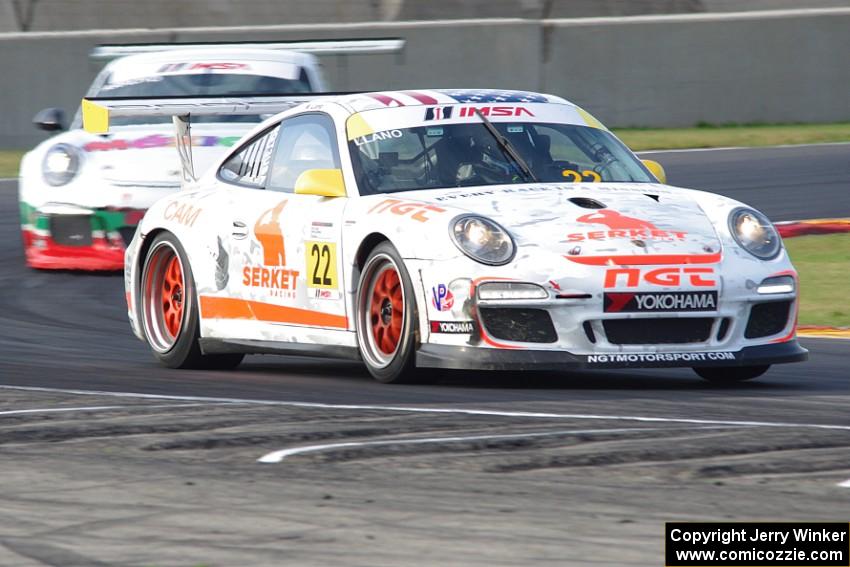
[346,103,595,141]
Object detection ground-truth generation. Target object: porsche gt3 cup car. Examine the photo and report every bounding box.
[82,89,807,383]
[19,46,326,270]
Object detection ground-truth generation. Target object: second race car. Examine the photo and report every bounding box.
[19,46,324,270]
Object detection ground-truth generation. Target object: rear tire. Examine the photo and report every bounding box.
[140,232,243,370]
[355,242,422,383]
[693,365,769,383]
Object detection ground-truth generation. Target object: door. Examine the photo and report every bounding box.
[213,113,350,345]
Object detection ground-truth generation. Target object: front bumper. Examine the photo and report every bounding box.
[410,251,804,368]
[416,340,808,371]
[21,203,145,271]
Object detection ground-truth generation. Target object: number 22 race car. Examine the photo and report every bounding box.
[82,89,807,383]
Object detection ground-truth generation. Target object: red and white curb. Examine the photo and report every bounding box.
[776,218,850,238]
[777,217,850,338]
[797,326,850,339]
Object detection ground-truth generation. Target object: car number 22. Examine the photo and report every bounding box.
[306,241,338,289]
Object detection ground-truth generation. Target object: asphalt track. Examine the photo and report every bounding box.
[0,144,848,566]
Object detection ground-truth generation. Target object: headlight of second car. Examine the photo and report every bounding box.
[450,215,515,265]
[728,207,781,260]
[42,143,81,186]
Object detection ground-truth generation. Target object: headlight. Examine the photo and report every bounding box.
[42,143,81,186]
[729,208,781,260]
[450,215,515,265]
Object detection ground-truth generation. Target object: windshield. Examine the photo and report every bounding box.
[99,71,312,126]
[349,122,654,195]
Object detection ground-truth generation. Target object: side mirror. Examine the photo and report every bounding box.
[294,168,346,198]
[641,159,667,184]
[33,108,67,132]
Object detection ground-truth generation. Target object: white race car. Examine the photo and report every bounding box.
[19,46,325,270]
[83,89,807,383]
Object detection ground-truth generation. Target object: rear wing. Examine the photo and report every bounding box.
[90,39,406,61]
[81,94,317,182]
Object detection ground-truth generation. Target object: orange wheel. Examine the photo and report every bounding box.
[369,266,403,356]
[141,240,187,352]
[162,255,184,338]
[356,242,421,383]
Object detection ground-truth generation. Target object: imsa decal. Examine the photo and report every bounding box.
[604,291,718,313]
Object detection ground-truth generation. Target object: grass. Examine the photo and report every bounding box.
[0,150,24,178]
[785,233,850,327]
[615,122,850,151]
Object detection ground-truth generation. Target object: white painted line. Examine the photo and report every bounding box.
[0,405,132,416]
[0,402,232,417]
[258,426,707,463]
[637,141,850,155]
[838,479,850,488]
[3,384,850,433]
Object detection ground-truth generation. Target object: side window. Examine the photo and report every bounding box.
[218,126,280,188]
[266,114,340,193]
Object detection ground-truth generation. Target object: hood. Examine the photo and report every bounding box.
[60,123,254,186]
[408,183,722,261]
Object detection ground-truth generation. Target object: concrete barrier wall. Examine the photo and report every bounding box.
[1,9,849,149]
[5,0,850,32]
[540,10,850,127]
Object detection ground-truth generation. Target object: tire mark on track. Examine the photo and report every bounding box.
[0,538,111,567]
[4,384,850,432]
[0,403,221,418]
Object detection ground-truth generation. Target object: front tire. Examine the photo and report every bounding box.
[693,365,769,383]
[355,242,421,383]
[140,232,243,370]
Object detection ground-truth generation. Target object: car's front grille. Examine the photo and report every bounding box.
[50,215,92,246]
[479,307,557,343]
[603,318,713,345]
[745,301,791,339]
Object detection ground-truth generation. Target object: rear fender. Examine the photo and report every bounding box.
[136,189,228,314]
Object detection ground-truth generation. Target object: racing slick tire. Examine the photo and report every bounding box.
[140,232,243,370]
[355,241,423,384]
[693,365,770,383]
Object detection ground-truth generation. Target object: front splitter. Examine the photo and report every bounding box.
[416,340,808,371]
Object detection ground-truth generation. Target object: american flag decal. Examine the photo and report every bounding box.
[441,90,548,103]
[424,106,454,121]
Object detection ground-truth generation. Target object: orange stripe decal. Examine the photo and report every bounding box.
[199,296,348,329]
[564,253,721,266]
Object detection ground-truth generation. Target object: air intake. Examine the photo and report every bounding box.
[568,197,606,209]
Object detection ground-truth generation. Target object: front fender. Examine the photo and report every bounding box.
[344,196,467,261]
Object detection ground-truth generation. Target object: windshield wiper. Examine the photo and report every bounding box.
[473,109,538,183]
